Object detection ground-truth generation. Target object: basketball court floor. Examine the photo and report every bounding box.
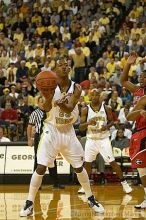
[0,184,146,220]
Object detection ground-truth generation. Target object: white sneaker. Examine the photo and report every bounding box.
[135,200,146,209]
[20,200,33,217]
[87,195,104,214]
[121,181,132,194]
[78,187,85,194]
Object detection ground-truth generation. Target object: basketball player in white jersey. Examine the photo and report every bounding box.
[78,88,132,194]
[20,58,104,217]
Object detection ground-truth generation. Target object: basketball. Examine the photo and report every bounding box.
[35,71,57,91]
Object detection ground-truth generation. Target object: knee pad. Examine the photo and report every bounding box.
[137,168,146,177]
[75,166,83,173]
[36,165,47,175]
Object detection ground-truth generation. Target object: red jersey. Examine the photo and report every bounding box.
[133,87,146,106]
[136,115,146,131]
[129,87,146,168]
[129,115,146,168]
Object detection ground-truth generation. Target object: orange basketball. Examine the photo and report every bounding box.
[35,71,57,91]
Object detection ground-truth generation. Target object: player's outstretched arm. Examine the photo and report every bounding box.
[127,96,146,121]
[120,53,138,93]
[55,84,82,113]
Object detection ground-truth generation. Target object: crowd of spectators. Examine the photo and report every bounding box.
[0,0,145,147]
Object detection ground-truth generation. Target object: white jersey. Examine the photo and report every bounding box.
[47,80,79,131]
[86,102,110,139]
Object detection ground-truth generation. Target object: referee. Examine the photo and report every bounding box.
[27,96,64,189]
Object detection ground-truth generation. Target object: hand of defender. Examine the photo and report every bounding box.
[28,139,33,147]
[140,110,146,117]
[127,52,137,65]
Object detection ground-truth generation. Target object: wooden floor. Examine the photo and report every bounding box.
[0,184,146,220]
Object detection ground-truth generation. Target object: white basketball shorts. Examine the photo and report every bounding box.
[85,137,115,163]
[37,122,84,168]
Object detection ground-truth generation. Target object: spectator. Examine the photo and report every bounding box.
[0,32,13,49]
[0,88,16,108]
[0,102,18,132]
[16,60,28,82]
[71,47,86,83]
[111,123,132,141]
[96,58,105,75]
[13,28,24,43]
[108,91,123,113]
[7,67,16,85]
[0,50,10,68]
[111,128,130,150]
[106,58,116,77]
[9,49,18,64]
[25,57,38,70]
[88,67,99,81]
[0,68,7,86]
[118,103,133,126]
[120,87,132,105]
[0,126,10,142]
[41,61,51,72]
[34,44,45,61]
[81,42,91,66]
[25,45,35,60]
[9,85,19,100]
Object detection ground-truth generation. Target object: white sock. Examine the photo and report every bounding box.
[27,171,44,203]
[121,180,127,184]
[76,168,92,198]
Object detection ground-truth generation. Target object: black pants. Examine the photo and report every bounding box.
[74,67,86,83]
[34,133,59,185]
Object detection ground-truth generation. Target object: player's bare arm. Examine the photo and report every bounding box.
[127,96,146,121]
[42,94,53,112]
[56,84,82,113]
[79,107,88,131]
[120,53,139,93]
[101,105,114,131]
[27,124,34,147]
[79,107,97,131]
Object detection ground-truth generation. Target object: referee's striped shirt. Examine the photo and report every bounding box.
[29,108,46,134]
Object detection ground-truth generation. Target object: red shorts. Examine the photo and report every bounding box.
[130,129,146,168]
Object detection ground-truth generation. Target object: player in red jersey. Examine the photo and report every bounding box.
[120,54,146,105]
[127,96,146,209]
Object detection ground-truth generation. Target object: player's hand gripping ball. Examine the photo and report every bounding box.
[35,71,57,98]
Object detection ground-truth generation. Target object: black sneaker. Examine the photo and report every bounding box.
[19,200,33,217]
[87,195,104,213]
[135,200,146,209]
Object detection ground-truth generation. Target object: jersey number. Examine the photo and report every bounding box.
[59,109,71,118]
